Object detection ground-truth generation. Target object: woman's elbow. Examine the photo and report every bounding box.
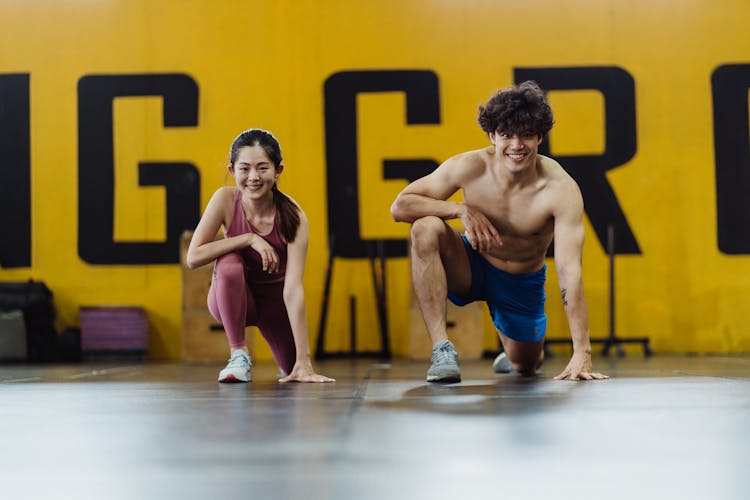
[185,251,203,270]
[283,284,304,305]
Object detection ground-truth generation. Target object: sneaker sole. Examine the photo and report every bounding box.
[218,372,252,383]
[426,373,461,383]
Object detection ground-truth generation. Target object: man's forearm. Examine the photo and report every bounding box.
[391,193,462,223]
[560,280,592,353]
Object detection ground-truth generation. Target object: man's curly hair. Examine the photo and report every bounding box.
[477,81,554,138]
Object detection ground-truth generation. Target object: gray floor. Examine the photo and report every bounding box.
[1,354,748,500]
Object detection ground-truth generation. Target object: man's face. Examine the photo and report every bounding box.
[490,130,543,171]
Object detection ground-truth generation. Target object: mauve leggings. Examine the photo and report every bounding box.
[207,252,296,374]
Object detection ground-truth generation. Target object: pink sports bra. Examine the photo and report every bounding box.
[224,189,287,283]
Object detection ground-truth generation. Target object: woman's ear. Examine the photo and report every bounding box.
[276,163,285,175]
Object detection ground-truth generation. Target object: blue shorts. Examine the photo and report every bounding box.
[448,235,547,342]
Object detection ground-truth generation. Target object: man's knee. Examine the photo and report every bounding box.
[506,344,544,376]
[513,361,538,376]
[410,216,447,256]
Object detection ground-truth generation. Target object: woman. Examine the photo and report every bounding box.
[186,129,334,383]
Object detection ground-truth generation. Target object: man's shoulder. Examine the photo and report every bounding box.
[537,156,583,207]
[538,154,564,174]
[539,155,577,187]
[443,147,491,173]
[454,146,492,162]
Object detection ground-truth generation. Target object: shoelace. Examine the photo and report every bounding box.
[228,352,251,369]
[432,344,457,364]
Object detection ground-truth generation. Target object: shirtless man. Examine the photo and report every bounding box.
[391,81,608,383]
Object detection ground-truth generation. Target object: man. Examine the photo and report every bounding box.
[390,81,608,383]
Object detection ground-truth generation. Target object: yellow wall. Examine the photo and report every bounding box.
[1,0,749,359]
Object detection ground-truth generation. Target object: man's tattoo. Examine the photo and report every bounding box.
[561,288,568,307]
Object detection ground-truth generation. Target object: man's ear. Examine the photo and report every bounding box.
[488,131,496,145]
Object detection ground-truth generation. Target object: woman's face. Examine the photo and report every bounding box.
[230,145,280,201]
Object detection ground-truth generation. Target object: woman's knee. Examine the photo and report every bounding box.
[213,253,246,283]
[258,325,296,375]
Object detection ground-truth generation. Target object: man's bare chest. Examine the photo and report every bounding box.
[464,185,553,240]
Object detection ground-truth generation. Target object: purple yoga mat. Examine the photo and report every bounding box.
[80,306,147,352]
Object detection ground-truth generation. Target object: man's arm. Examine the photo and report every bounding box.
[390,156,502,252]
[551,179,608,381]
[390,157,464,223]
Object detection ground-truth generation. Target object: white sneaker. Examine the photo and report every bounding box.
[218,350,252,383]
[492,352,515,374]
[426,340,461,383]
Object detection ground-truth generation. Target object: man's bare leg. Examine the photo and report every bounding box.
[494,328,545,376]
[409,217,471,382]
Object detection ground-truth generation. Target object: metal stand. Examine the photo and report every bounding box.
[315,237,391,360]
[545,224,652,357]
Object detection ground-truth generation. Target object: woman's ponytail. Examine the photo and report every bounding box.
[272,184,301,243]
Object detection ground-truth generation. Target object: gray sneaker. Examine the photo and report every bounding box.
[492,352,515,374]
[218,350,252,383]
[426,340,461,383]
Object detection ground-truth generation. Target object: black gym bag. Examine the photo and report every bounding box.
[0,280,61,362]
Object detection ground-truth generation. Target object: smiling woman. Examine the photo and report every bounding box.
[185,129,334,384]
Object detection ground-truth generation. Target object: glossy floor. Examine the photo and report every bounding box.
[1,354,748,500]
